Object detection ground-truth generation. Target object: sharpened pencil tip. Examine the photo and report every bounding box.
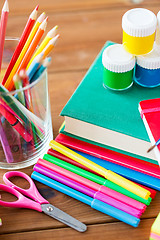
[2,0,9,12]
[35,5,39,11]
[147,144,155,153]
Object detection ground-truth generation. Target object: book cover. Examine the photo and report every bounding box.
[61,41,160,163]
[139,98,160,165]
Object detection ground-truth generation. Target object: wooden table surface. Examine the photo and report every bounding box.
[0,0,160,239]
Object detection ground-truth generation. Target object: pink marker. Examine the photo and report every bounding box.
[34,163,143,218]
[37,158,146,213]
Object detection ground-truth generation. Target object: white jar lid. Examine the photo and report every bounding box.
[136,44,160,69]
[102,44,135,73]
[157,11,160,27]
[122,8,157,37]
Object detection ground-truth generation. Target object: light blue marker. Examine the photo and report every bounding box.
[32,171,140,227]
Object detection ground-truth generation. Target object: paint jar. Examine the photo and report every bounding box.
[0,38,53,169]
[102,44,135,91]
[134,46,160,87]
[155,11,160,51]
[122,8,157,55]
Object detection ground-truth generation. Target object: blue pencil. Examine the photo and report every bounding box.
[31,171,140,227]
[26,53,44,81]
[30,57,51,83]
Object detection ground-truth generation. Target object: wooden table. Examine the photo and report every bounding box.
[0,0,160,239]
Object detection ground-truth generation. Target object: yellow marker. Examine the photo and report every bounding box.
[122,8,157,55]
[27,25,58,69]
[49,140,151,200]
[4,12,46,90]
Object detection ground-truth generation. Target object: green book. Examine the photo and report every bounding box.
[60,41,160,165]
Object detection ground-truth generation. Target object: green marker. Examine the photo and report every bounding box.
[13,73,26,106]
[43,154,151,206]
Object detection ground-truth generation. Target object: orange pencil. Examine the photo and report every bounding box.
[0,0,9,72]
[2,5,39,85]
[5,17,48,91]
[17,17,48,73]
[4,12,45,91]
[42,34,59,58]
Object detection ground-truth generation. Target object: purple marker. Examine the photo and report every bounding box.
[0,120,13,163]
[34,164,143,218]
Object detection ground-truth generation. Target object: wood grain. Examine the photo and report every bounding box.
[0,219,156,240]
[0,0,160,239]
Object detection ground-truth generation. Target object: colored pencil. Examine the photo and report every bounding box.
[27,25,58,69]
[16,17,48,72]
[0,0,9,72]
[4,12,45,91]
[37,158,147,211]
[49,140,151,200]
[42,34,59,58]
[27,53,44,81]
[5,16,48,91]
[2,5,39,85]
[32,171,140,227]
[30,57,51,83]
[34,163,143,218]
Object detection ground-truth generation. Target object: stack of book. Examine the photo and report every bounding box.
[53,41,160,191]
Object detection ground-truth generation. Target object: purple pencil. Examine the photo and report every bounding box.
[0,119,13,163]
[34,164,143,218]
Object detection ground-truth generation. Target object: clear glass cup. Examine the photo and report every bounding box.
[0,38,53,169]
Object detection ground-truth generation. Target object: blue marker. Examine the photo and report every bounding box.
[74,150,160,191]
[32,171,140,227]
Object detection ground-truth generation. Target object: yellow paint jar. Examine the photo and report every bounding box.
[122,8,157,55]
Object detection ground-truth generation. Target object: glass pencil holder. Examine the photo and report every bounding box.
[0,38,53,169]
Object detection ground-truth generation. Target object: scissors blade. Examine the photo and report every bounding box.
[41,204,87,232]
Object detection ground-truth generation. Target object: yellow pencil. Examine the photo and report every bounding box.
[27,25,58,69]
[49,140,151,200]
[4,12,46,90]
[41,34,59,59]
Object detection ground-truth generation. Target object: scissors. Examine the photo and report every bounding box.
[0,171,87,232]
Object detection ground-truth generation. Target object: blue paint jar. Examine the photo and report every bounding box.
[134,46,160,88]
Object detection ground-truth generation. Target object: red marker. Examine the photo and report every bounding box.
[0,104,32,142]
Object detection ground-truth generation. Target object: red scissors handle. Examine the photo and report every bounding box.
[3,171,48,204]
[0,184,42,212]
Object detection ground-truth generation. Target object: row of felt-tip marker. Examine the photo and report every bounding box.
[32,140,157,227]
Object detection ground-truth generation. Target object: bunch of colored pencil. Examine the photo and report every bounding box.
[0,1,59,163]
[32,140,156,227]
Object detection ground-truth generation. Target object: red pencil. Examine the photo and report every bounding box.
[0,104,32,142]
[17,17,48,74]
[0,0,9,72]
[2,5,39,85]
